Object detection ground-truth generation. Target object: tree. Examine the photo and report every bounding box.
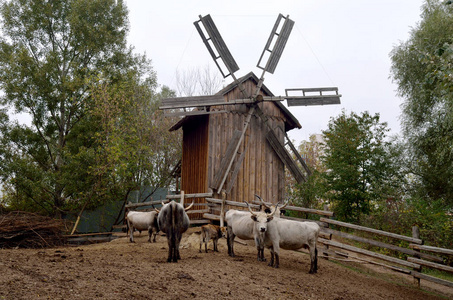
[290,134,327,218]
[390,0,453,207]
[321,110,393,222]
[87,82,181,209]
[0,0,158,216]
[175,65,223,96]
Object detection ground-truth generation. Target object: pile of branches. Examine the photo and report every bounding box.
[0,211,67,249]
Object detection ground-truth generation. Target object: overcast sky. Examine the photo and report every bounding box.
[126,0,424,143]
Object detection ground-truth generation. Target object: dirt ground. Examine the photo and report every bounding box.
[0,228,451,300]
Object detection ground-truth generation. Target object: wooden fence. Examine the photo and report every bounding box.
[127,191,453,289]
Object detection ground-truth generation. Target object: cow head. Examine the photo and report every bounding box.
[219,226,227,238]
[255,194,289,217]
[245,201,275,234]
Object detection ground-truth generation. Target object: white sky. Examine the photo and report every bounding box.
[128,1,423,143]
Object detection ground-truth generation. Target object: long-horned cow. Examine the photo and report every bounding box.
[156,200,194,262]
[247,202,320,274]
[225,196,276,261]
[126,210,159,243]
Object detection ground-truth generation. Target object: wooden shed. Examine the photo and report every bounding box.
[169,72,302,220]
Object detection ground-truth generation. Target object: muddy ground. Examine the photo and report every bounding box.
[0,228,451,300]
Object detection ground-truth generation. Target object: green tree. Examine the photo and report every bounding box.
[290,134,327,219]
[390,0,453,207]
[0,0,158,216]
[321,110,393,222]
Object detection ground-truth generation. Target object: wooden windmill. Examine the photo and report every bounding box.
[160,14,341,218]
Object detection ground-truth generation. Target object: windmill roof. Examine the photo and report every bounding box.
[169,72,301,132]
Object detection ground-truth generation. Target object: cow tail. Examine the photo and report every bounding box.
[171,202,176,251]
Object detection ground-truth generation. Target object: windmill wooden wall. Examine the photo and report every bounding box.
[177,73,299,219]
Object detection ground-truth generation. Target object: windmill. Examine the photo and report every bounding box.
[160,14,341,208]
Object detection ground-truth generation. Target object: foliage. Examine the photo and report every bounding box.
[390,0,453,207]
[289,134,327,218]
[87,82,181,209]
[321,110,394,222]
[0,0,178,216]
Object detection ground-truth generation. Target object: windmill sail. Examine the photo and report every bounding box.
[257,14,295,74]
[194,14,239,78]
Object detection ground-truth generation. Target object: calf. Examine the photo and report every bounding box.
[126,211,159,243]
[199,224,226,253]
[156,200,194,262]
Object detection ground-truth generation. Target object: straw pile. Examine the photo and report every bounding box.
[0,211,66,248]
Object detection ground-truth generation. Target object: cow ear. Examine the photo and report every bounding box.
[251,215,257,222]
[267,216,273,222]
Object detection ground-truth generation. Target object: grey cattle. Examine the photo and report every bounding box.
[126,211,159,243]
[225,199,276,261]
[156,200,193,262]
[249,208,320,274]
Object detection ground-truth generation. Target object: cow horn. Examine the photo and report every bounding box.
[280,200,289,210]
[184,201,194,211]
[152,204,160,213]
[255,194,270,209]
[245,201,257,216]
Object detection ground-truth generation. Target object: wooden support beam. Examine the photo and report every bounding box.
[211,130,243,191]
[215,106,256,192]
[266,129,306,183]
[285,134,312,176]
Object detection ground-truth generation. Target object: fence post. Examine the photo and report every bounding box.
[180,190,185,206]
[412,225,421,288]
[220,191,226,227]
[323,204,331,260]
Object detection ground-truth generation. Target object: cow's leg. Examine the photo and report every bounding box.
[148,228,152,243]
[199,233,203,253]
[174,232,182,262]
[268,247,274,267]
[213,238,218,252]
[152,227,158,242]
[272,244,280,268]
[274,252,279,268]
[309,245,318,274]
[127,220,134,243]
[314,247,318,273]
[166,236,173,262]
[205,235,210,253]
[227,227,235,257]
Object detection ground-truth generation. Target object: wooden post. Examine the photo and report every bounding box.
[323,204,331,260]
[180,190,185,206]
[220,191,226,227]
[412,225,421,288]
